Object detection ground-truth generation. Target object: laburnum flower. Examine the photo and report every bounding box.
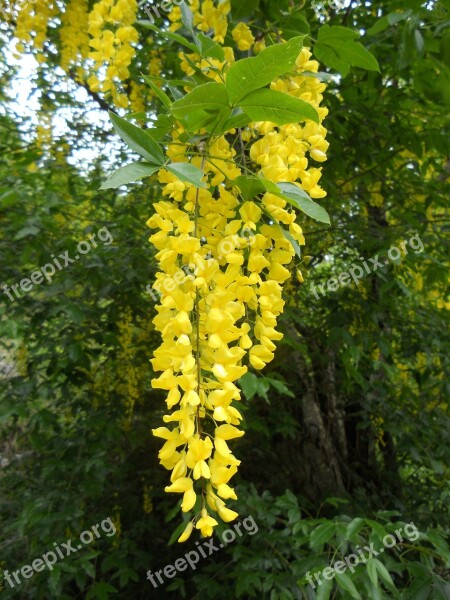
[87,0,138,108]
[250,47,329,197]
[178,521,194,543]
[193,0,230,43]
[164,476,197,512]
[149,3,328,542]
[196,509,219,537]
[232,22,255,51]
[186,436,213,479]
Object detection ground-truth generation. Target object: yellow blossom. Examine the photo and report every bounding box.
[196,509,218,537]
[178,521,194,543]
[232,22,255,51]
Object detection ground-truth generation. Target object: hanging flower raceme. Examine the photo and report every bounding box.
[147,36,328,543]
[87,0,139,108]
[14,0,59,62]
[148,136,249,540]
[102,1,329,541]
[59,0,90,77]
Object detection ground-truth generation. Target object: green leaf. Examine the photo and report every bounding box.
[315,25,380,77]
[239,372,259,400]
[171,82,230,118]
[234,175,278,199]
[180,109,223,134]
[316,577,334,600]
[374,559,396,591]
[367,583,382,600]
[276,182,330,224]
[366,519,388,542]
[86,582,117,600]
[137,20,198,53]
[217,109,251,133]
[231,0,260,20]
[256,377,270,400]
[101,554,121,574]
[227,36,305,104]
[367,10,413,37]
[109,112,165,164]
[164,499,183,525]
[367,558,378,587]
[310,522,335,549]
[195,32,225,61]
[150,114,176,140]
[279,225,302,259]
[403,574,433,600]
[239,88,319,125]
[335,572,361,599]
[180,1,194,35]
[62,304,84,326]
[282,13,310,39]
[346,517,366,541]
[387,10,413,25]
[427,530,450,562]
[124,111,146,121]
[415,30,425,54]
[0,188,19,208]
[168,79,196,89]
[181,53,215,84]
[14,225,40,239]
[141,74,172,109]
[100,163,159,190]
[166,162,207,188]
[266,377,295,397]
[168,83,186,101]
[431,577,450,600]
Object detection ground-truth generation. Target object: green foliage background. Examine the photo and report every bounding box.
[0,0,449,598]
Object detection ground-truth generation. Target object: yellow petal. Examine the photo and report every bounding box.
[181,488,197,512]
[178,521,194,543]
[217,504,239,523]
[215,424,244,440]
[165,477,192,493]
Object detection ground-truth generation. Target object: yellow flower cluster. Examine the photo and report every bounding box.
[117,308,140,427]
[35,109,52,150]
[194,0,230,43]
[143,483,154,514]
[149,175,245,539]
[148,3,328,541]
[59,0,90,77]
[14,0,144,110]
[149,159,300,538]
[129,81,147,114]
[170,0,231,42]
[149,49,163,78]
[87,0,139,108]
[232,22,255,51]
[14,0,59,62]
[250,48,329,198]
[170,0,234,84]
[178,47,235,83]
